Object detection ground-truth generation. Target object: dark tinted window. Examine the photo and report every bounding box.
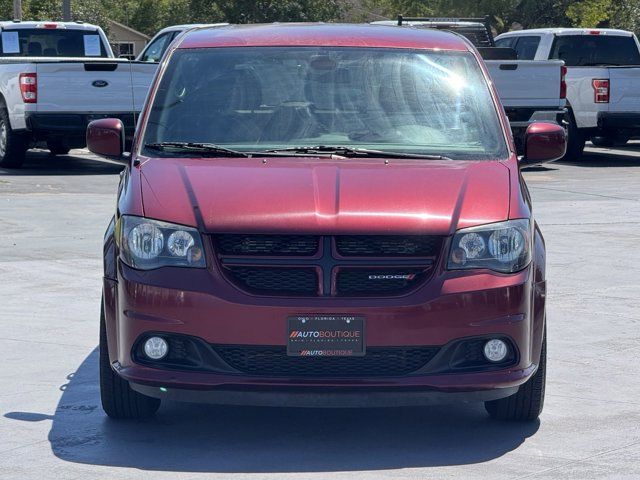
[495,37,516,48]
[139,32,176,62]
[0,28,108,57]
[550,35,640,66]
[514,36,540,60]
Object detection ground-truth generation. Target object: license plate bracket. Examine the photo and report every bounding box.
[287,315,365,357]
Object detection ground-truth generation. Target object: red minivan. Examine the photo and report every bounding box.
[88,24,566,421]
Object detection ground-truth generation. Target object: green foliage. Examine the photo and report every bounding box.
[364,0,640,32]
[215,0,343,23]
[566,0,611,27]
[3,0,639,36]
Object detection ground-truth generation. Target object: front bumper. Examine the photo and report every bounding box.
[130,382,521,407]
[103,255,545,403]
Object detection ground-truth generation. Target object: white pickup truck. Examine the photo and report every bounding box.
[496,28,640,159]
[0,21,157,168]
[372,17,567,153]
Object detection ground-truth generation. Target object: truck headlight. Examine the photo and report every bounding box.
[117,215,206,270]
[448,219,531,273]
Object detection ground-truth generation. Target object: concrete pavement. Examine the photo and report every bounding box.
[0,146,639,479]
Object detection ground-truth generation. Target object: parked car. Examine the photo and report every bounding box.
[88,23,566,421]
[137,23,229,63]
[0,20,157,168]
[496,28,640,158]
[372,17,567,153]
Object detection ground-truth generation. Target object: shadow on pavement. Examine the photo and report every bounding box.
[558,147,640,168]
[0,150,123,176]
[6,349,539,473]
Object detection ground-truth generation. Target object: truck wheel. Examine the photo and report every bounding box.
[47,140,70,156]
[485,331,546,421]
[100,299,161,420]
[0,108,28,168]
[561,111,585,161]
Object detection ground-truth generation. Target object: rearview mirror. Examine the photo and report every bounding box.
[86,118,127,164]
[521,122,567,167]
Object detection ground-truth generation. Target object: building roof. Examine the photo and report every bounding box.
[178,23,472,51]
[107,19,150,40]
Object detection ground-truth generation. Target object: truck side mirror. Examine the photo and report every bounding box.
[521,122,567,167]
[86,118,127,164]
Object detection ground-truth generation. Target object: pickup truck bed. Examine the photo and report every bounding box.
[496,27,640,158]
[6,58,155,142]
[372,18,566,153]
[485,59,565,139]
[0,21,156,168]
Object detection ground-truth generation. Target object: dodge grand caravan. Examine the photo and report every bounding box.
[88,24,566,421]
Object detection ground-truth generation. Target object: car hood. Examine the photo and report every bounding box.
[139,157,510,235]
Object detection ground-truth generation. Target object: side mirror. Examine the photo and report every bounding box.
[86,118,127,164]
[521,122,567,167]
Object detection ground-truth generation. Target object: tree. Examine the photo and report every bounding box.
[214,0,344,23]
[23,0,107,26]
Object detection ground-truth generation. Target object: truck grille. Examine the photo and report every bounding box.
[215,235,441,297]
[213,345,440,377]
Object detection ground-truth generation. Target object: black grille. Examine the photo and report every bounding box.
[216,234,319,256]
[336,235,440,257]
[336,268,429,296]
[215,234,442,297]
[214,345,440,377]
[224,266,318,296]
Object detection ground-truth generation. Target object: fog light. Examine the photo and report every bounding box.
[144,336,168,360]
[483,339,508,363]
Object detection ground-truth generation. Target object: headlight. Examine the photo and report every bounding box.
[448,219,531,273]
[118,215,206,270]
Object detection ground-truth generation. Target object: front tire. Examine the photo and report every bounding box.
[100,299,160,419]
[485,332,546,421]
[0,107,28,168]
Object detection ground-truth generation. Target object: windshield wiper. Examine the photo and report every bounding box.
[145,142,249,157]
[262,145,452,160]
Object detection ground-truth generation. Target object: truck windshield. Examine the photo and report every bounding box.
[0,28,108,57]
[143,47,508,160]
[550,35,640,66]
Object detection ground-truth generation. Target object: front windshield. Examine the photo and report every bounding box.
[143,46,508,160]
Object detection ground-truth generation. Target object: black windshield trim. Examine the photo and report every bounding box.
[262,145,453,160]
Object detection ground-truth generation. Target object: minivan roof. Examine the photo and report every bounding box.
[178,23,472,51]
